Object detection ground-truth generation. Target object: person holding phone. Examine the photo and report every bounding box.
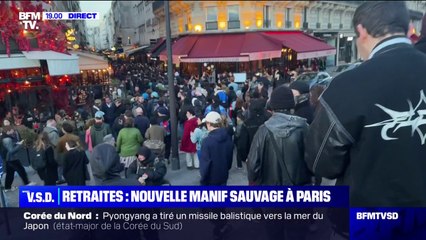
[1,126,35,191]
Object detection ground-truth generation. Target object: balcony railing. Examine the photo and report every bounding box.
[206,21,218,30]
[228,20,240,29]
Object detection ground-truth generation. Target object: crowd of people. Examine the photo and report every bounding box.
[0,4,425,239]
[0,3,424,240]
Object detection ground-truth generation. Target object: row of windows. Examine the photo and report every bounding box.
[206,5,240,22]
[206,5,299,22]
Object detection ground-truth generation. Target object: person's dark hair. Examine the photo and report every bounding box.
[235,98,244,110]
[186,107,196,116]
[62,121,74,134]
[124,117,134,128]
[212,95,221,107]
[124,110,133,118]
[158,100,164,107]
[352,2,409,38]
[251,91,261,99]
[150,117,158,125]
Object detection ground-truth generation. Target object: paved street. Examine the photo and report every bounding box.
[1,150,248,207]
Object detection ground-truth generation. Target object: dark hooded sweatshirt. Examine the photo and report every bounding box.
[200,128,233,185]
[90,143,140,186]
[126,147,167,186]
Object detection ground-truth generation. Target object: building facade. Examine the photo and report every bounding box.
[111,1,141,48]
[52,1,88,50]
[147,1,426,66]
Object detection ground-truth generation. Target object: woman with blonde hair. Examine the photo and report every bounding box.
[33,132,58,185]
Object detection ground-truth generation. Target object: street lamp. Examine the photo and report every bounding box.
[165,0,180,170]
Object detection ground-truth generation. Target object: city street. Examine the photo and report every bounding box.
[2,151,248,207]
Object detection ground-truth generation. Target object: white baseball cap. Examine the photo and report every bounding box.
[202,111,221,124]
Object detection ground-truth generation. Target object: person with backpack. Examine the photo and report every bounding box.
[43,119,59,147]
[32,132,58,185]
[215,88,229,109]
[204,95,227,117]
[90,111,112,148]
[144,117,166,159]
[112,110,133,139]
[146,91,160,120]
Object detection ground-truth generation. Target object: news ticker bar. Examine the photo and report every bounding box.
[19,12,100,21]
[19,186,349,208]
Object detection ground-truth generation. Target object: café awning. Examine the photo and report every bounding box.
[159,31,336,63]
[125,45,150,56]
[261,31,336,60]
[159,35,199,63]
[180,33,249,63]
[0,53,41,70]
[72,51,109,71]
[22,50,79,76]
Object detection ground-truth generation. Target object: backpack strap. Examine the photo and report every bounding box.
[267,130,295,185]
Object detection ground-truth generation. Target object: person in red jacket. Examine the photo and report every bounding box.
[180,108,199,169]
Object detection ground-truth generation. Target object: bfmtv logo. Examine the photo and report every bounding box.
[19,12,42,30]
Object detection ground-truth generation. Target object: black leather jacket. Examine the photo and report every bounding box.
[247,112,312,185]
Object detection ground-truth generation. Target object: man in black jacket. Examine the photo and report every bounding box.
[305,1,426,210]
[100,96,115,126]
[237,99,269,168]
[247,86,311,186]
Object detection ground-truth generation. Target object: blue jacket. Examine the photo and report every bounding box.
[190,127,209,151]
[200,128,233,185]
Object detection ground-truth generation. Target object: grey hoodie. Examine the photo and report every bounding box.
[264,112,308,138]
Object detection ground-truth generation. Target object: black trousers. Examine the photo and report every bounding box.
[5,160,29,189]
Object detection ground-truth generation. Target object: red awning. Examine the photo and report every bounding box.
[262,31,336,60]
[240,32,282,61]
[159,31,336,63]
[159,35,199,63]
[180,33,249,63]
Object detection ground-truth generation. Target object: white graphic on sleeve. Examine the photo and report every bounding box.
[365,90,426,145]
